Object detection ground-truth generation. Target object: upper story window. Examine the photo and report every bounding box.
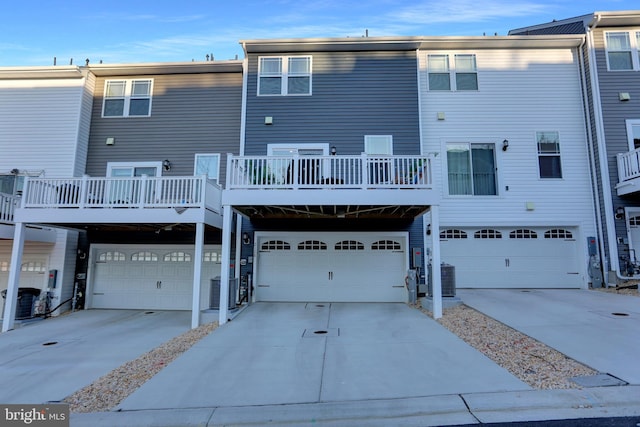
[194,154,220,182]
[103,79,153,117]
[605,31,640,71]
[537,131,562,179]
[427,54,478,91]
[446,143,496,195]
[258,56,312,96]
[626,120,640,150]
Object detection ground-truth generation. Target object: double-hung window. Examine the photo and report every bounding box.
[258,56,312,96]
[103,79,153,117]
[427,54,478,91]
[605,31,640,71]
[537,131,562,179]
[446,143,496,195]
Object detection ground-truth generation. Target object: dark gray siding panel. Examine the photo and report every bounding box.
[592,29,640,266]
[86,71,243,184]
[510,21,586,35]
[244,50,421,156]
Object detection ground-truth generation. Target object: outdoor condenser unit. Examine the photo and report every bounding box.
[427,263,456,297]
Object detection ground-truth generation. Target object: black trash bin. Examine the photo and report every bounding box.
[1,287,41,320]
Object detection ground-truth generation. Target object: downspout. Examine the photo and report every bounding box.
[587,15,624,282]
[578,35,607,286]
[416,48,430,282]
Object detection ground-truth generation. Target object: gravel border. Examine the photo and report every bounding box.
[419,303,597,389]
[64,321,217,413]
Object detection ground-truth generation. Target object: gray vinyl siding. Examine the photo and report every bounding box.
[73,72,95,177]
[592,28,640,259]
[86,70,243,185]
[244,50,421,156]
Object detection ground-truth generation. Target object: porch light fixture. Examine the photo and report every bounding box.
[615,207,625,220]
[162,159,172,171]
[331,146,337,156]
[502,139,509,151]
[242,232,251,245]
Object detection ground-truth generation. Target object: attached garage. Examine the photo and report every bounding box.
[440,226,582,288]
[255,232,409,302]
[89,244,222,310]
[0,256,48,292]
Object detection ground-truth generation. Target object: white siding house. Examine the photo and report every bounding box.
[419,39,597,289]
[0,67,93,329]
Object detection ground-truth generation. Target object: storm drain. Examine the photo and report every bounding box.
[303,328,339,338]
[570,373,628,387]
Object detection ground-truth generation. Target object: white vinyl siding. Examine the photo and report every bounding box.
[419,48,595,288]
[0,77,89,178]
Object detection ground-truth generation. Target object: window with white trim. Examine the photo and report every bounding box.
[544,229,573,239]
[446,143,496,195]
[537,131,562,179]
[194,154,220,182]
[626,120,640,150]
[102,79,153,117]
[427,54,478,91]
[203,251,221,262]
[605,31,640,71]
[258,56,312,96]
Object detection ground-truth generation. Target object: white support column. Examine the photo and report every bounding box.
[191,222,205,329]
[430,205,442,319]
[3,223,26,332]
[218,205,233,325]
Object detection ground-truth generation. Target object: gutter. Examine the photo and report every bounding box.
[585,15,634,282]
[578,32,607,287]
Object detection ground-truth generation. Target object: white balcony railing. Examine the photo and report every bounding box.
[227,154,432,190]
[617,149,640,184]
[0,192,20,223]
[21,175,222,211]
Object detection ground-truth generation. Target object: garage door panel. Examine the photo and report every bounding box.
[91,245,220,310]
[441,227,582,289]
[256,233,408,303]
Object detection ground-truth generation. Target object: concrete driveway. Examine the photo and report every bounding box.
[117,302,529,411]
[458,289,640,385]
[0,309,191,404]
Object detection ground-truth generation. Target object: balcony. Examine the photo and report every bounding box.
[223,154,438,219]
[15,175,223,228]
[616,150,640,196]
[0,192,19,224]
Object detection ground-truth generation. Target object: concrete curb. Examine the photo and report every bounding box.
[71,386,640,427]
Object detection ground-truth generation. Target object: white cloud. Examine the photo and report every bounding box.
[389,0,553,24]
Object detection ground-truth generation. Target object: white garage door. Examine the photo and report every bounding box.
[90,244,221,310]
[255,232,409,302]
[440,227,582,288]
[0,256,48,292]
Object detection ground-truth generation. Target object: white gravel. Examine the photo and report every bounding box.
[64,321,217,413]
[420,303,597,389]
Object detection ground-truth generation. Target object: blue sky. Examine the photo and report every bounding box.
[1,0,638,66]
